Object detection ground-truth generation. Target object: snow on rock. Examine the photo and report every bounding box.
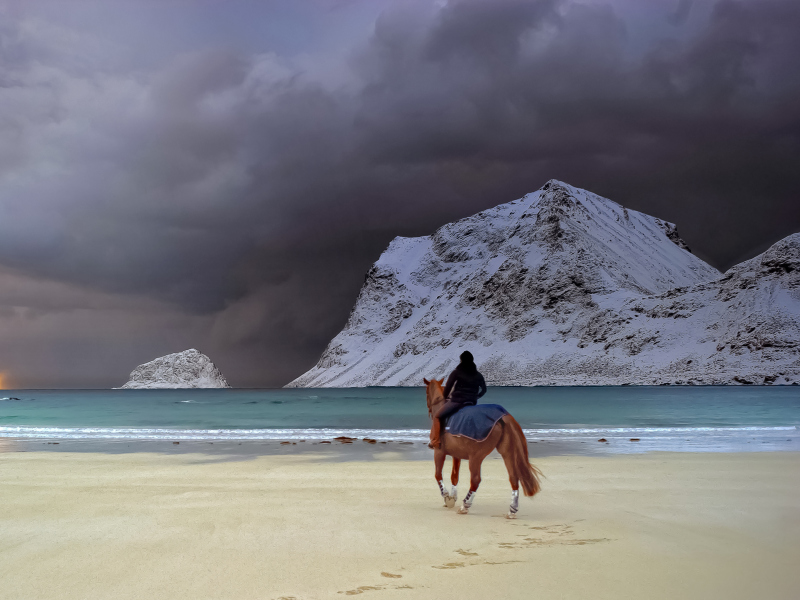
[118,349,230,389]
[287,180,800,387]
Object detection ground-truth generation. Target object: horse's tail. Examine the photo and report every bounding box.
[504,415,543,497]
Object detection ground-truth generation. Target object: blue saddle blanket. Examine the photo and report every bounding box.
[445,404,509,441]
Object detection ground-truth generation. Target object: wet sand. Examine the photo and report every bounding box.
[1,450,798,599]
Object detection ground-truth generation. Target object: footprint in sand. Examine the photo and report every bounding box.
[454,549,478,557]
[339,585,383,595]
[520,537,610,547]
[432,562,465,569]
[494,521,611,549]
[338,571,405,594]
[528,523,571,532]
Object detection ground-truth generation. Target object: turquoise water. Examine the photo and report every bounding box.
[1,387,798,453]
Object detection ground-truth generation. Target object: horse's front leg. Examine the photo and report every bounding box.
[447,457,461,507]
[457,456,483,515]
[434,449,451,506]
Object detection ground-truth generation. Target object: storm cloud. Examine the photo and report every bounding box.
[0,0,798,387]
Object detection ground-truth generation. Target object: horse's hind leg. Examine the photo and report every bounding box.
[501,452,520,519]
[457,456,483,515]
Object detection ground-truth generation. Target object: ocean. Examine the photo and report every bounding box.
[1,386,798,455]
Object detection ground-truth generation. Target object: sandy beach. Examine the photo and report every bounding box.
[1,449,798,600]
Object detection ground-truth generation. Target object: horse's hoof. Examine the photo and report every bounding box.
[457,505,469,515]
[444,495,456,508]
[505,512,517,520]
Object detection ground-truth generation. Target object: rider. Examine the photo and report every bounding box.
[429,351,487,449]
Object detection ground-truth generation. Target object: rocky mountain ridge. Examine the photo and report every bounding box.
[288,180,800,387]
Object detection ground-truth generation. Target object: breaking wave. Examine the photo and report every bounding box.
[0,424,795,448]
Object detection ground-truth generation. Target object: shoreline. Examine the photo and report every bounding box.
[1,450,798,599]
[1,422,798,457]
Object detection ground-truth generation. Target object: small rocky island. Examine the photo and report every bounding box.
[118,349,230,389]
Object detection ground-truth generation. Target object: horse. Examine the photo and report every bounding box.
[423,378,543,518]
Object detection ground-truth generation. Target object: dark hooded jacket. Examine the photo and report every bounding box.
[443,364,487,406]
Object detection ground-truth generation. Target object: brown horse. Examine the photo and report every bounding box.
[424,378,543,518]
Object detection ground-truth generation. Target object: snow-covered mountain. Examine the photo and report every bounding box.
[287,180,800,387]
[118,349,230,389]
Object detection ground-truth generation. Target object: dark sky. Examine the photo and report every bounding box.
[0,0,798,388]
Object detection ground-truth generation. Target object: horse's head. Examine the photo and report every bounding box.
[423,377,445,419]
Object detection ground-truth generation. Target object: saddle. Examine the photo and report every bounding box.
[445,404,509,442]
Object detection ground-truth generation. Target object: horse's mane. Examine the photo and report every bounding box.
[424,378,445,416]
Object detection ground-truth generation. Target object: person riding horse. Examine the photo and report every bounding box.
[429,351,487,449]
